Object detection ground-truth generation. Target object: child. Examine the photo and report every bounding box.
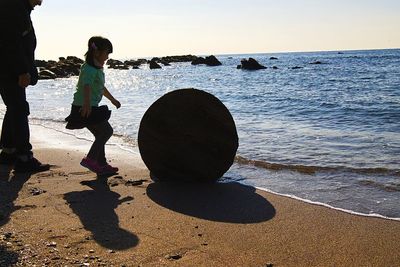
[65,36,121,175]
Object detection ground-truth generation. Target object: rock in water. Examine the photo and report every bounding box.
[239,58,267,70]
[138,88,238,182]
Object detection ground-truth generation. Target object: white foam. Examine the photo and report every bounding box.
[31,122,140,155]
[29,122,145,171]
[254,186,400,222]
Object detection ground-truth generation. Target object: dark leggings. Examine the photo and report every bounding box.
[0,81,32,155]
[86,121,113,166]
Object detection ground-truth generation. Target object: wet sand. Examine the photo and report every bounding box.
[0,124,399,266]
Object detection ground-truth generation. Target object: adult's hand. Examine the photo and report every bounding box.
[18,73,31,88]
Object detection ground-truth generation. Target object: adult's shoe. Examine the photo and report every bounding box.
[14,157,50,173]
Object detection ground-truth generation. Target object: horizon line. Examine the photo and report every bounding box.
[38,47,400,61]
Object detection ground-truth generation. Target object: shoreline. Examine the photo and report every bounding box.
[29,122,400,222]
[255,186,400,222]
[0,123,399,266]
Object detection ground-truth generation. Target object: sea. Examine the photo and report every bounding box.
[1,49,399,220]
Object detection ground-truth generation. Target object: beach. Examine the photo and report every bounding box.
[0,124,399,266]
[22,49,400,220]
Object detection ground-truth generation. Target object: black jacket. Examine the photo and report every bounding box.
[0,0,38,85]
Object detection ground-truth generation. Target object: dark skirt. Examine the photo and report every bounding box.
[65,105,111,130]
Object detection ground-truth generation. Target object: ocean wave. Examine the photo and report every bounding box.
[30,117,66,124]
[358,180,400,192]
[235,155,400,176]
[112,133,138,147]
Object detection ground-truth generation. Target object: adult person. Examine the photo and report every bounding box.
[0,0,49,173]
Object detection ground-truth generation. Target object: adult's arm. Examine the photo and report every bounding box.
[0,1,31,77]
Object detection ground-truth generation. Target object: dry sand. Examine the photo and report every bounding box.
[0,124,399,266]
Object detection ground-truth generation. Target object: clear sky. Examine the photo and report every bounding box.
[32,0,400,60]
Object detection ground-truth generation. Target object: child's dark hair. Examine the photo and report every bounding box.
[85,36,113,68]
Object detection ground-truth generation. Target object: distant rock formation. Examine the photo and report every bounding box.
[149,55,198,67]
[34,54,226,78]
[36,56,83,80]
[237,58,266,70]
[191,57,206,65]
[107,59,129,70]
[191,55,222,66]
[161,55,197,63]
[160,61,171,66]
[149,59,162,69]
[35,55,204,78]
[205,55,222,66]
[269,57,278,60]
[124,59,148,69]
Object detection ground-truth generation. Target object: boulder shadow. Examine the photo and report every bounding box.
[0,170,32,228]
[146,181,275,223]
[64,177,138,250]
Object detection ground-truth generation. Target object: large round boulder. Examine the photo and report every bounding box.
[138,88,238,182]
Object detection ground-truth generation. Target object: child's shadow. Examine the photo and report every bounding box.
[0,168,32,228]
[64,176,138,250]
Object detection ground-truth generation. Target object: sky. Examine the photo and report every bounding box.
[32,0,400,60]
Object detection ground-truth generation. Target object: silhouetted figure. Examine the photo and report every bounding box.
[0,0,49,173]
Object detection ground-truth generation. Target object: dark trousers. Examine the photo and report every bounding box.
[0,81,32,156]
[87,121,113,166]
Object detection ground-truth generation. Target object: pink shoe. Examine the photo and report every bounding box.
[80,157,102,173]
[97,163,119,176]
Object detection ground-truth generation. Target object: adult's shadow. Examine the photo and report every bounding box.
[0,244,19,267]
[146,181,275,223]
[0,168,32,228]
[63,176,138,250]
